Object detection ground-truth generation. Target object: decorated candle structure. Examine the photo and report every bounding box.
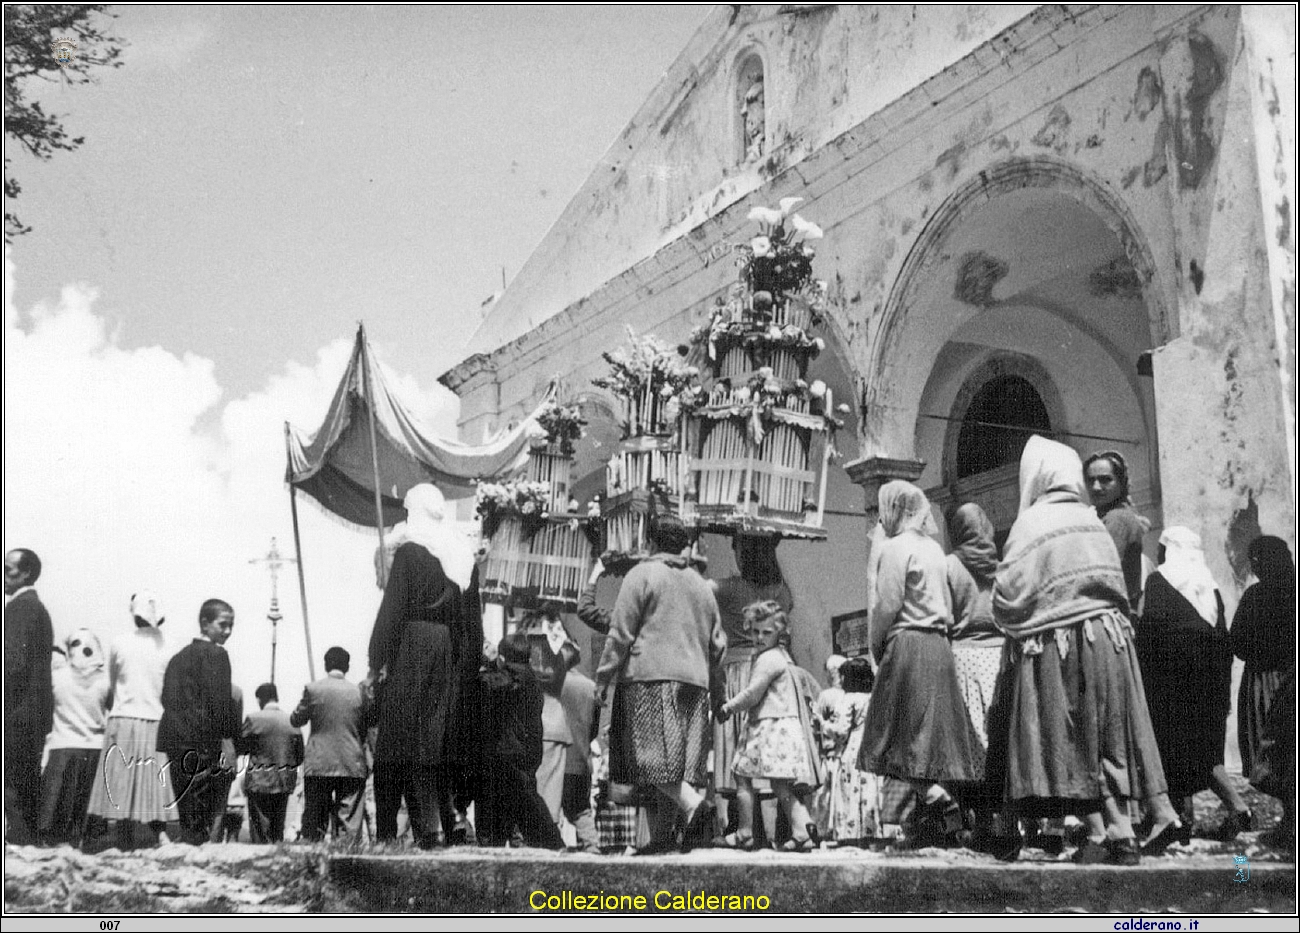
[591,331,697,572]
[682,199,841,538]
[476,399,594,610]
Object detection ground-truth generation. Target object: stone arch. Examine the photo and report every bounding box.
[863,155,1171,461]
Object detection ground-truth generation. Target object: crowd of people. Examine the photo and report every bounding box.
[3,442,1295,863]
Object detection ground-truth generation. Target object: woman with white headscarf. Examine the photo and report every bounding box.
[989,436,1178,865]
[1136,526,1251,846]
[858,481,980,842]
[83,592,176,852]
[368,483,473,849]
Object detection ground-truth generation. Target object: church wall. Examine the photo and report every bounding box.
[445,5,1294,668]
[465,5,1035,358]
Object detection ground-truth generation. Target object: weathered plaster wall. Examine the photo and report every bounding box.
[1242,5,1298,514]
[1151,7,1298,604]
[444,5,1295,668]
[461,4,1034,358]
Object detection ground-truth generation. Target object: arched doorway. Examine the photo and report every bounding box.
[868,157,1165,545]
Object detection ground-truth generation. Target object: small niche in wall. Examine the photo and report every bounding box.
[735,52,766,165]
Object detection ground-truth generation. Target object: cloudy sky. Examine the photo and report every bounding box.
[4,5,709,701]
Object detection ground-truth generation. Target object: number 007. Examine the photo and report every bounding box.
[100,923,120,931]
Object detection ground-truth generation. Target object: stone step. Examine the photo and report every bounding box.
[328,849,1296,914]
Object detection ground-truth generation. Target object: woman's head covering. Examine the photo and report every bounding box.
[949,502,999,583]
[1158,526,1220,625]
[129,590,165,628]
[1017,436,1088,513]
[1249,535,1296,589]
[382,483,474,589]
[877,481,936,538]
[65,627,106,675]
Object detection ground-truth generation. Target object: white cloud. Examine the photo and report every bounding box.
[3,253,460,703]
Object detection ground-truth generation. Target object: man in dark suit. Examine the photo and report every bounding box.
[4,548,54,845]
[291,646,368,843]
[156,598,241,845]
[238,682,303,843]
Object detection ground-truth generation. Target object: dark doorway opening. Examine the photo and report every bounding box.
[955,375,1051,479]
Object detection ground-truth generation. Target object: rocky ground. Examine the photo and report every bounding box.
[4,779,1291,914]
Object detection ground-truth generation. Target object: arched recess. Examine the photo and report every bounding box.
[862,156,1172,466]
[731,48,767,165]
[942,352,1068,487]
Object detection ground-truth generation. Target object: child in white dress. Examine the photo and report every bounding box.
[820,657,881,846]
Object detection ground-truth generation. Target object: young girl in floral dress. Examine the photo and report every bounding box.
[718,601,821,851]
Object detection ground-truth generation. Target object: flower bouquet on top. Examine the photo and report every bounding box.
[474,479,554,539]
[534,399,587,457]
[690,199,830,361]
[591,327,704,436]
[746,197,823,298]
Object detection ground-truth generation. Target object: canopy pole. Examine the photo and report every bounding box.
[284,422,317,681]
[358,323,391,584]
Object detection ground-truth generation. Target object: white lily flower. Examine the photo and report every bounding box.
[751,235,772,257]
[748,206,783,227]
[790,214,824,241]
[779,197,805,216]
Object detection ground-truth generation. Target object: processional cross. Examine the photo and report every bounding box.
[250,537,297,684]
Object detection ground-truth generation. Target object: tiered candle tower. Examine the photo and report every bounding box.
[477,401,594,610]
[682,198,843,539]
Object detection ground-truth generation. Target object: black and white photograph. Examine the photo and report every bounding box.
[3,3,1296,924]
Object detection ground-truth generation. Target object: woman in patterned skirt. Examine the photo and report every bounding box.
[596,515,727,852]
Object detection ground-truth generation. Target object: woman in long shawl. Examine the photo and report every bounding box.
[988,436,1179,864]
[1231,536,1296,788]
[1137,526,1251,846]
[368,484,472,849]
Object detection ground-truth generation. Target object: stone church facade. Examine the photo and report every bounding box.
[442,5,1296,670]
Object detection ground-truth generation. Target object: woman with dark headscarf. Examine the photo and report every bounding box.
[945,503,1004,844]
[1083,450,1149,614]
[1137,526,1251,846]
[945,503,1003,750]
[990,437,1178,864]
[1231,535,1296,784]
[859,481,979,843]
